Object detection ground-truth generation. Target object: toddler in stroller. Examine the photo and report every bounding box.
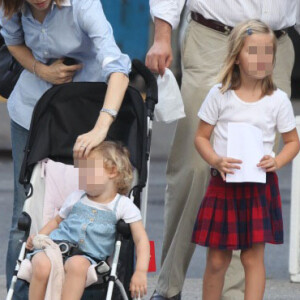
[25,141,150,300]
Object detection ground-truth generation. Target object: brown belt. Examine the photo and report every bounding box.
[191,11,287,39]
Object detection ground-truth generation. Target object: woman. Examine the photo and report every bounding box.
[0,0,131,296]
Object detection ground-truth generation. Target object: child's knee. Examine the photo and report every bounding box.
[240,247,264,269]
[206,249,232,273]
[64,256,90,275]
[32,254,51,280]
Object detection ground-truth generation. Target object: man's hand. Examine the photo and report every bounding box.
[145,18,172,75]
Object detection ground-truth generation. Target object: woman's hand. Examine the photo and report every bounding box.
[73,127,108,159]
[214,156,242,181]
[36,59,82,85]
[130,270,147,299]
[257,155,278,172]
[26,234,35,250]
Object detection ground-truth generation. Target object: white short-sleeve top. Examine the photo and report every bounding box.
[59,190,141,224]
[198,84,296,157]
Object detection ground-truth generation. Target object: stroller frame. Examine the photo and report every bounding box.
[6,59,158,300]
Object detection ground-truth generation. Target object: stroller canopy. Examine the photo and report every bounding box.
[19,81,148,186]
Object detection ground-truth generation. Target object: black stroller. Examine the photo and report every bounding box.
[6,59,158,300]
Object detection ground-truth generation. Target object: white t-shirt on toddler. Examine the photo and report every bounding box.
[198,84,296,158]
[59,190,142,224]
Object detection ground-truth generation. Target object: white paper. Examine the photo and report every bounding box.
[226,122,266,183]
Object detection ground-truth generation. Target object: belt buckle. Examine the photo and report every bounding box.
[280,30,286,38]
[56,240,78,256]
[224,25,231,35]
[58,241,71,255]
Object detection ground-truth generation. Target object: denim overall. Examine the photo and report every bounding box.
[49,193,121,263]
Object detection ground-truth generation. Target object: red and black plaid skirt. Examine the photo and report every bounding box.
[192,169,283,250]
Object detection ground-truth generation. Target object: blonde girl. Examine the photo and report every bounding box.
[192,19,300,300]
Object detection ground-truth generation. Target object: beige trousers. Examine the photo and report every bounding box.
[156,20,295,299]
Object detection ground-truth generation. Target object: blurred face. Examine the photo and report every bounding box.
[237,33,274,80]
[75,154,115,197]
[26,0,52,11]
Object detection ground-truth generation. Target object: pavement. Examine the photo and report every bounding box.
[1,99,300,299]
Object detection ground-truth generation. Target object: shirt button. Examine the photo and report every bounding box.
[79,239,84,244]
[90,218,94,222]
[44,51,48,56]
[92,209,97,214]
[41,28,45,33]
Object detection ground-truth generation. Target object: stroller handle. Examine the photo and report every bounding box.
[132,59,158,114]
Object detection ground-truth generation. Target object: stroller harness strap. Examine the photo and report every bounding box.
[49,193,122,263]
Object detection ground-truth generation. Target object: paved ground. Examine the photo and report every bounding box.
[1,99,300,299]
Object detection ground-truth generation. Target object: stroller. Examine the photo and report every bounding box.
[6,59,158,300]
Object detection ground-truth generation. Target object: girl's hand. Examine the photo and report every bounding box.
[130,270,147,299]
[214,156,242,181]
[36,59,82,85]
[26,235,35,250]
[257,155,278,172]
[73,127,108,159]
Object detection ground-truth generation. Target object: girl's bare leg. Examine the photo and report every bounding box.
[62,255,91,300]
[203,248,232,300]
[29,252,51,300]
[241,243,265,300]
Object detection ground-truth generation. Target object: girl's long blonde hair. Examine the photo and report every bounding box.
[217,19,277,96]
[0,0,62,18]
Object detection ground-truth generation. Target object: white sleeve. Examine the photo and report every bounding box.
[295,0,300,35]
[276,95,296,133]
[150,0,186,29]
[58,190,84,219]
[198,85,221,125]
[116,196,142,224]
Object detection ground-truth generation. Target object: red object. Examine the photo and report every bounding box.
[192,172,283,249]
[148,241,156,272]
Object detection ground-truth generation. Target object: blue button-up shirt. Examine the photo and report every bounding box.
[0,0,131,129]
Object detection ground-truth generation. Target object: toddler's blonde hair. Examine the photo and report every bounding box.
[89,141,133,195]
[217,19,277,96]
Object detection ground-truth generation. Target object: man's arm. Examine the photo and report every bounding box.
[295,0,300,35]
[145,17,172,75]
[146,0,185,75]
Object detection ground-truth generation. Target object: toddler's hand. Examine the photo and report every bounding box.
[130,270,147,299]
[257,155,278,172]
[26,235,35,250]
[214,156,242,181]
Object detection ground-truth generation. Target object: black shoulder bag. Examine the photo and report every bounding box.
[0,27,24,99]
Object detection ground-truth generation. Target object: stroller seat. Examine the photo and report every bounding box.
[17,158,134,288]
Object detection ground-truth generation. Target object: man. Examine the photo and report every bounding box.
[146,1,300,299]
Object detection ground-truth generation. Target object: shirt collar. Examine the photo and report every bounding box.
[22,0,72,17]
[52,0,72,9]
